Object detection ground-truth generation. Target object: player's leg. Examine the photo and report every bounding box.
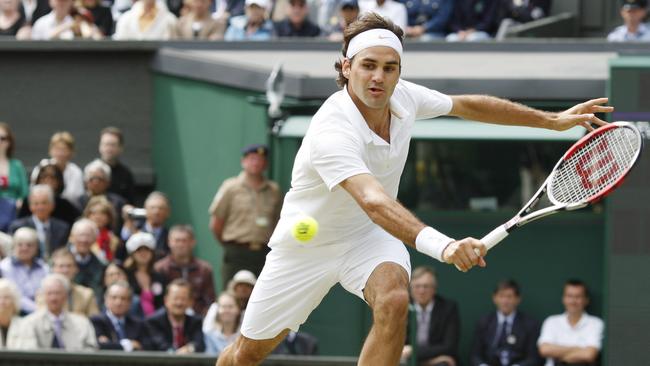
[216,330,289,366]
[359,262,410,366]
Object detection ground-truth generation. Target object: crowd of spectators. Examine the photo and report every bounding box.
[0,0,559,41]
[0,123,318,356]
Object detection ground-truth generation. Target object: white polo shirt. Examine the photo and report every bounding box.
[537,312,604,366]
[268,79,452,249]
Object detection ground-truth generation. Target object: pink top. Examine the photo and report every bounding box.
[140,290,155,316]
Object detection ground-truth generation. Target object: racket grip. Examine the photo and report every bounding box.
[480,225,509,251]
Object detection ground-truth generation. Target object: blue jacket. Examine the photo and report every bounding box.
[399,0,454,34]
[448,0,499,35]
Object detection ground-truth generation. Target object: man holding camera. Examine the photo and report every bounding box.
[121,191,172,260]
[209,144,282,288]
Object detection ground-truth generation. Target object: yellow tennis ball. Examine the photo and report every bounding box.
[292,216,319,242]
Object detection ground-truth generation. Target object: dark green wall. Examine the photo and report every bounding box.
[152,73,268,291]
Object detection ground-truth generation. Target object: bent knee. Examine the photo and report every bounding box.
[375,288,410,317]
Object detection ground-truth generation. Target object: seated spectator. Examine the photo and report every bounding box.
[83,196,123,263]
[538,279,604,366]
[0,123,28,210]
[19,163,81,226]
[15,273,97,350]
[0,227,48,314]
[272,330,319,355]
[154,225,215,316]
[0,278,24,349]
[44,248,99,316]
[123,232,167,319]
[79,159,127,219]
[359,0,407,31]
[446,0,499,42]
[19,0,50,25]
[498,0,550,25]
[401,0,452,40]
[471,279,542,366]
[175,0,226,39]
[608,0,650,42]
[274,0,320,37]
[31,0,74,41]
[325,0,359,41]
[113,0,177,39]
[203,269,255,333]
[0,123,29,232]
[9,184,70,261]
[145,279,205,353]
[78,0,113,36]
[31,132,84,209]
[224,0,273,40]
[91,281,148,351]
[98,127,135,204]
[69,218,106,297]
[401,266,459,366]
[121,191,171,260]
[100,263,128,305]
[203,292,240,355]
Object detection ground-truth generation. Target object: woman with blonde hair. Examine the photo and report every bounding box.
[0,278,24,349]
[83,196,123,263]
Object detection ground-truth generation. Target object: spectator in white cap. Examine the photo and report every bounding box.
[202,269,256,333]
[224,0,273,40]
[123,232,167,319]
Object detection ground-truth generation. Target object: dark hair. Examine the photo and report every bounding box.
[35,163,65,196]
[102,263,127,290]
[564,278,589,298]
[333,13,404,88]
[100,126,124,146]
[166,278,193,298]
[493,279,521,296]
[0,122,16,158]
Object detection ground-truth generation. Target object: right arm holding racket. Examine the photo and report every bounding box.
[445,95,644,261]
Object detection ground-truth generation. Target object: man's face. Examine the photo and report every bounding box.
[14,238,38,263]
[99,133,122,163]
[105,286,131,317]
[49,0,72,13]
[622,7,647,26]
[493,288,520,316]
[165,285,191,318]
[0,0,18,13]
[71,225,96,255]
[246,4,265,23]
[288,0,307,24]
[86,169,109,195]
[52,257,78,280]
[44,280,67,314]
[145,197,170,227]
[0,288,16,316]
[344,46,401,111]
[169,230,195,258]
[410,273,435,307]
[29,191,54,221]
[562,284,589,315]
[241,153,267,177]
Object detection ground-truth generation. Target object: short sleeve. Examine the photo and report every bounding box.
[310,126,371,191]
[209,182,232,217]
[400,79,453,119]
[583,317,604,349]
[537,317,555,346]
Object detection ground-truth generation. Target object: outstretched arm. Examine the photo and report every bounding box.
[339,173,486,271]
[449,95,612,132]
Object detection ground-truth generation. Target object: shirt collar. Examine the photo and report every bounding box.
[10,255,43,268]
[47,311,65,322]
[106,309,125,324]
[497,311,516,324]
[341,82,410,146]
[236,171,270,190]
[563,311,588,328]
[32,215,49,227]
[415,300,434,314]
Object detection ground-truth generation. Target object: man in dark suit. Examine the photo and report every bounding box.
[471,279,542,366]
[91,281,148,351]
[145,279,204,354]
[402,266,459,366]
[9,184,69,261]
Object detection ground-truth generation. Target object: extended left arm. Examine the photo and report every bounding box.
[449,95,612,132]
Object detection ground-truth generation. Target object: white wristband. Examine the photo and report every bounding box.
[415,226,455,262]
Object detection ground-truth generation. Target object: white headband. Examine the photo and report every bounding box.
[346,28,403,59]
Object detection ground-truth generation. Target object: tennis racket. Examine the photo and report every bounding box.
[479,121,644,252]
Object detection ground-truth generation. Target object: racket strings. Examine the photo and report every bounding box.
[549,127,640,204]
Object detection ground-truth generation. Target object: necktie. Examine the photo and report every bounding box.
[173,325,185,349]
[497,320,510,366]
[52,318,65,349]
[416,310,428,347]
[115,319,126,340]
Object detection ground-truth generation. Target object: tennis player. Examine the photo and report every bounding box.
[216,13,612,366]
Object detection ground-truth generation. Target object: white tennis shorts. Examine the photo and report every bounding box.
[240,229,411,340]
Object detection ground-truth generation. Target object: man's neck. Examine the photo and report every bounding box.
[54,11,68,22]
[627,23,640,34]
[168,312,185,325]
[17,257,34,267]
[172,254,192,265]
[244,172,265,189]
[102,157,118,166]
[33,215,49,224]
[0,313,12,327]
[567,311,583,326]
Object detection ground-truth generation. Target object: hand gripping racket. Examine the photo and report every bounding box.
[479,122,644,252]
